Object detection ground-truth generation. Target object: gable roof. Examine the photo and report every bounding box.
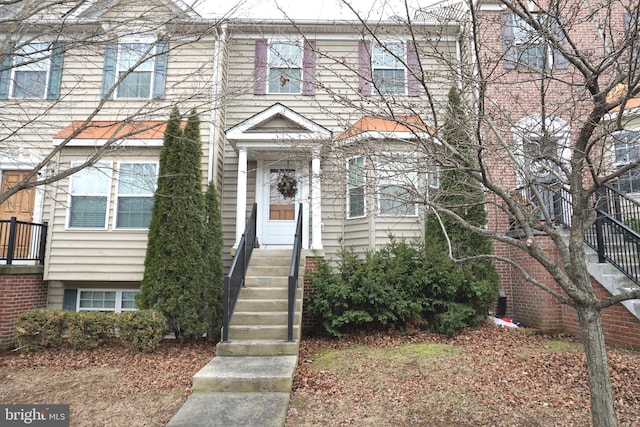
[336,115,433,144]
[226,103,331,142]
[70,0,200,20]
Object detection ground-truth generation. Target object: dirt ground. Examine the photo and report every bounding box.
[0,340,216,426]
[287,325,640,426]
[2,325,640,426]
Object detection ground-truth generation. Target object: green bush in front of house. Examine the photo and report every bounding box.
[66,311,116,349]
[305,238,498,338]
[115,310,167,353]
[13,309,67,352]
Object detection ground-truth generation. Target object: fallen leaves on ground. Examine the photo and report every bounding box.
[287,324,640,426]
[0,340,216,427]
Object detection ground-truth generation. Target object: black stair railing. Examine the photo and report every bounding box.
[221,203,257,342]
[555,185,640,285]
[287,203,303,342]
[0,217,48,265]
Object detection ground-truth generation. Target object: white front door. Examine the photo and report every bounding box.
[258,161,307,247]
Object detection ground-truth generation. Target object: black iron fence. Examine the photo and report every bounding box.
[287,203,303,342]
[0,217,47,265]
[221,203,257,342]
[555,185,640,285]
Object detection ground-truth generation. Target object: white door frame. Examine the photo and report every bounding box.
[256,160,309,248]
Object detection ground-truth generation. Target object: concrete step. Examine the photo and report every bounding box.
[167,392,290,427]
[247,265,291,277]
[192,355,297,393]
[234,298,302,312]
[231,311,300,325]
[216,339,299,356]
[244,276,289,287]
[239,286,302,300]
[227,324,300,340]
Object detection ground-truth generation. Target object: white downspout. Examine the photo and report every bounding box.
[207,23,227,184]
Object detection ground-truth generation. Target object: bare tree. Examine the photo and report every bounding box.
[276,0,640,425]
[0,0,234,210]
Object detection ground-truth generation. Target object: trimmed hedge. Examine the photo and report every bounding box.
[12,309,168,353]
[115,310,167,353]
[13,309,66,352]
[66,311,116,349]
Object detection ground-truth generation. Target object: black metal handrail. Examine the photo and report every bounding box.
[0,217,48,265]
[555,185,640,285]
[287,203,303,342]
[222,203,257,342]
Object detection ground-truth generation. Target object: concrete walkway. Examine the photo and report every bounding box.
[167,249,302,427]
[166,355,297,427]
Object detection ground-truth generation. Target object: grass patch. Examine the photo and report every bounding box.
[517,339,583,359]
[312,342,461,370]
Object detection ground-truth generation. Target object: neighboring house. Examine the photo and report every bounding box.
[0,0,216,317]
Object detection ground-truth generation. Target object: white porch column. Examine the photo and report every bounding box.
[311,150,323,250]
[235,147,248,246]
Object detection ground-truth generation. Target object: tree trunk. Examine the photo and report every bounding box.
[577,305,617,427]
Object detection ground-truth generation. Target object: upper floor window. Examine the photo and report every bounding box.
[0,41,64,100]
[613,130,640,193]
[268,42,302,94]
[67,161,157,229]
[502,12,568,71]
[101,41,168,100]
[358,40,420,96]
[254,39,316,96]
[347,156,366,219]
[372,42,406,94]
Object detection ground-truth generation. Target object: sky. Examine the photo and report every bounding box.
[194,0,434,21]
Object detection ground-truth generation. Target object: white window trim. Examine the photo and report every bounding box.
[376,152,419,217]
[347,155,366,219]
[115,42,157,100]
[371,41,408,95]
[266,39,303,95]
[9,41,51,99]
[114,161,158,230]
[66,161,113,230]
[77,289,140,313]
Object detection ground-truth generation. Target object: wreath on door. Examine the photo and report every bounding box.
[277,173,297,198]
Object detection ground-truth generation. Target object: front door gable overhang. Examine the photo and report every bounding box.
[226,103,332,156]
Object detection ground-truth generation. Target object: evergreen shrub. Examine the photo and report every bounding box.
[115,310,167,353]
[13,309,66,352]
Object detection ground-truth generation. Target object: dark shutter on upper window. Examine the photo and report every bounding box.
[551,17,568,70]
[358,40,372,95]
[46,42,64,100]
[101,43,117,100]
[152,41,169,99]
[0,49,12,100]
[625,11,638,58]
[63,289,78,311]
[254,39,268,95]
[501,12,517,69]
[407,41,420,97]
[302,39,316,96]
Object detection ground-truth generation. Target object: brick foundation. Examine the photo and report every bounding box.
[502,236,640,349]
[0,266,47,349]
[301,256,322,335]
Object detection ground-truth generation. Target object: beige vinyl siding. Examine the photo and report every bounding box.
[222,26,455,260]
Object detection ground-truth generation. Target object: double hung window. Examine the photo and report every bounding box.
[372,42,406,94]
[68,162,112,229]
[613,131,640,193]
[268,42,303,94]
[347,156,366,218]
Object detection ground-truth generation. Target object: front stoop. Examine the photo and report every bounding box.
[167,249,304,427]
[166,392,291,427]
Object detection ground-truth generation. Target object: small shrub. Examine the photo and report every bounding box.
[13,309,66,352]
[66,311,116,350]
[432,302,478,337]
[115,310,167,353]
